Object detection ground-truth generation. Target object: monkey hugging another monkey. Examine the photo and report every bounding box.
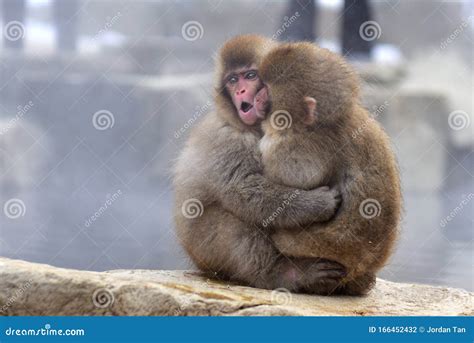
[173,35,401,296]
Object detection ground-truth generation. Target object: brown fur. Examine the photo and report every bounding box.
[173,36,344,293]
[259,42,402,295]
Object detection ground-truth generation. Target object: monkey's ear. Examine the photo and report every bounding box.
[303,97,317,125]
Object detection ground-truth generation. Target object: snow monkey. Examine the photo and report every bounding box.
[256,42,402,295]
[173,35,346,294]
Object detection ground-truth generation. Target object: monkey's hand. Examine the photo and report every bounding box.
[307,186,342,222]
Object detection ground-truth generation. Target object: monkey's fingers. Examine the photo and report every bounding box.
[301,269,347,295]
[303,258,348,280]
[312,269,347,279]
[313,258,345,267]
[313,259,346,271]
[334,192,342,205]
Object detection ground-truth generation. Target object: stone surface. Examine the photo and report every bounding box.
[0,258,472,316]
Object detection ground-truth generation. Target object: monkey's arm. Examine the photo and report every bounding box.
[272,163,401,278]
[209,132,340,229]
[217,172,339,229]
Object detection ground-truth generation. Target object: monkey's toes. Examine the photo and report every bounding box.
[304,258,348,280]
[313,258,346,271]
[313,269,347,279]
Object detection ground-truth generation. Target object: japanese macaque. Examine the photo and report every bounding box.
[256,42,402,295]
[173,35,345,294]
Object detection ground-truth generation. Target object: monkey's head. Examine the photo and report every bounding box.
[215,35,276,129]
[256,42,360,131]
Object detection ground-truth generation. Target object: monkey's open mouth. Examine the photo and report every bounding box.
[240,102,253,113]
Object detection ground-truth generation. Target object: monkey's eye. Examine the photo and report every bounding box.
[245,71,257,80]
[227,75,238,84]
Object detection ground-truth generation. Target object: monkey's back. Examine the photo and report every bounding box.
[271,105,402,279]
[173,111,264,276]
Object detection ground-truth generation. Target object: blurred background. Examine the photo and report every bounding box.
[0,0,472,291]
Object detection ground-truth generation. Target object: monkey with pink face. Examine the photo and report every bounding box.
[173,35,345,294]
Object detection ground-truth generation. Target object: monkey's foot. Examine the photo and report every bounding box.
[282,258,347,295]
[334,273,376,296]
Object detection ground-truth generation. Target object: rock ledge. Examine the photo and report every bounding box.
[0,258,472,316]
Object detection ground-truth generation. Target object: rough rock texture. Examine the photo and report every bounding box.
[0,258,472,316]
